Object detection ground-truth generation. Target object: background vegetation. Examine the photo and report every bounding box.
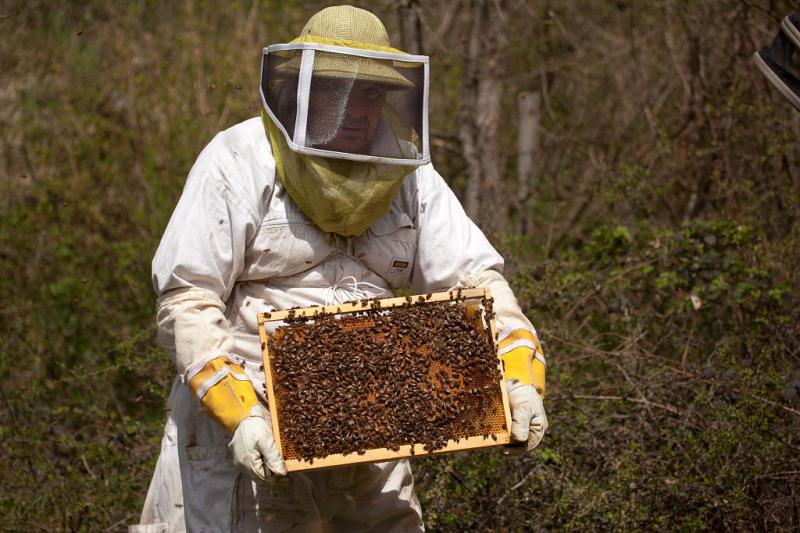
[1,0,798,530]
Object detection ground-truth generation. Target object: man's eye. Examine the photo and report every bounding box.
[362,87,385,101]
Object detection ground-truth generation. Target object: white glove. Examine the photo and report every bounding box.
[504,379,548,453]
[229,413,287,481]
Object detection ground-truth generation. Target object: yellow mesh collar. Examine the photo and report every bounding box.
[260,111,413,236]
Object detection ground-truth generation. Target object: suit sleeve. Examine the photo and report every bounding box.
[410,165,546,395]
[151,127,272,375]
[410,164,504,293]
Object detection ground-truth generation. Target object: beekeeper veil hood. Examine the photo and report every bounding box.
[754,12,800,111]
[259,5,430,236]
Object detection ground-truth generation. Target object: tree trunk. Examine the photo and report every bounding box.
[396,0,423,54]
[458,0,508,233]
[517,91,540,235]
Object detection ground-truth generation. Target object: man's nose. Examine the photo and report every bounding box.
[345,98,368,118]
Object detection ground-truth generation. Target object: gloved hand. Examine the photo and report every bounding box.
[504,378,548,453]
[229,412,287,481]
[184,354,287,480]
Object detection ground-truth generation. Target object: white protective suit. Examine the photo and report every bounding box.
[130,116,541,532]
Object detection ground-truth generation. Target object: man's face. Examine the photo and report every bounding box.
[308,78,387,154]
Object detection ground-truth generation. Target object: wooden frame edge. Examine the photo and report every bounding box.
[258,315,283,454]
[284,431,510,472]
[258,287,489,323]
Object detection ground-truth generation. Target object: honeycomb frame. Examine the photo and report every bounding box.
[257,288,512,472]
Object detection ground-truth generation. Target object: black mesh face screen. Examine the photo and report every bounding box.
[262,49,303,139]
[755,15,800,111]
[261,45,429,164]
[305,52,425,159]
[767,30,800,81]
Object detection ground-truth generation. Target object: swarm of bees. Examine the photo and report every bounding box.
[265,295,507,464]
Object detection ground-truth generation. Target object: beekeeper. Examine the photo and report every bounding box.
[131,5,547,532]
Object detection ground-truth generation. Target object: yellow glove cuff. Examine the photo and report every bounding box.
[185,355,259,434]
[499,328,547,397]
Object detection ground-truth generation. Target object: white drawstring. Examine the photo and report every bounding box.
[324,276,387,306]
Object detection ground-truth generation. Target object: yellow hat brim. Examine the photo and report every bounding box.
[275,53,414,89]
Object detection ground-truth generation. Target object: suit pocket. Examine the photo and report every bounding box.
[363,211,418,289]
